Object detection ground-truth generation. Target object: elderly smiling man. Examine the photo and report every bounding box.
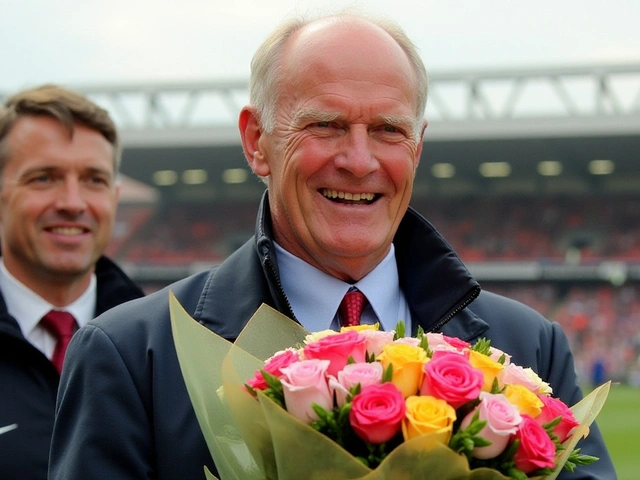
[49,11,616,480]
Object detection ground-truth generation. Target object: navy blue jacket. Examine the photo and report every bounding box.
[0,256,144,480]
[50,196,616,479]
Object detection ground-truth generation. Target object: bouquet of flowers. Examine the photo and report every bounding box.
[169,293,610,480]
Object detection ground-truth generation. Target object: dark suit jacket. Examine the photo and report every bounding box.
[0,256,144,480]
[50,196,616,479]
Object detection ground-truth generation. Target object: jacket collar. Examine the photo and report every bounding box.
[197,192,488,340]
[0,255,143,341]
[393,207,485,338]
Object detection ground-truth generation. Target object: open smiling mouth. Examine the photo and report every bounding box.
[320,188,379,205]
[48,227,87,236]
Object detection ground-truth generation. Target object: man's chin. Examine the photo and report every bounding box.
[42,259,95,279]
[321,232,390,257]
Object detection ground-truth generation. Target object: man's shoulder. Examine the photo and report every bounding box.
[94,256,145,313]
[89,269,214,339]
[465,289,563,364]
[471,289,551,329]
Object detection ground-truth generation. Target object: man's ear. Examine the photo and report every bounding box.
[239,106,270,177]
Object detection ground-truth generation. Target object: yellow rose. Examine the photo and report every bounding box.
[340,323,380,333]
[378,343,428,398]
[402,395,457,443]
[504,384,544,418]
[468,350,504,392]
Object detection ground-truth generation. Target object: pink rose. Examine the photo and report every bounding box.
[349,383,406,444]
[420,351,484,409]
[246,348,300,390]
[424,333,459,353]
[499,364,542,393]
[442,334,471,350]
[488,346,511,365]
[424,333,473,354]
[303,330,367,377]
[393,336,420,348]
[328,362,384,406]
[513,415,557,473]
[359,330,395,356]
[460,392,522,459]
[536,395,579,443]
[280,359,333,424]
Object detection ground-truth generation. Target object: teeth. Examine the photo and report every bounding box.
[50,227,84,235]
[321,189,375,202]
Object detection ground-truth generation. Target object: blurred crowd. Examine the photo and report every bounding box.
[107,195,640,386]
[485,282,640,388]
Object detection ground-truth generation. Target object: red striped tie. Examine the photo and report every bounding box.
[339,290,368,327]
[40,310,77,374]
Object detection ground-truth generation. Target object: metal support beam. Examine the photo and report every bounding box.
[2,64,639,146]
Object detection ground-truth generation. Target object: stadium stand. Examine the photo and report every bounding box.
[112,195,640,263]
[108,193,640,384]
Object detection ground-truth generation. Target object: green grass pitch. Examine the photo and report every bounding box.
[592,383,639,480]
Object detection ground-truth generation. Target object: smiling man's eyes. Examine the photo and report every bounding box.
[25,171,55,185]
[33,174,53,183]
[308,121,337,129]
[86,173,111,186]
[23,171,113,189]
[307,122,404,132]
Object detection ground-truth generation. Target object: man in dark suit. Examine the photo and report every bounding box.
[0,85,144,479]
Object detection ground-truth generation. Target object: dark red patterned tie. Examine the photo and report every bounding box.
[40,310,77,374]
[339,290,368,327]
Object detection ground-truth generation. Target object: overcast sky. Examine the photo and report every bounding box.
[2,0,640,93]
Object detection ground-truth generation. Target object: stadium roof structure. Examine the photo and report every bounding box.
[2,63,640,202]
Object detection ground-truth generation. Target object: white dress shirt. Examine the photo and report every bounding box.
[0,259,96,359]
[274,243,412,333]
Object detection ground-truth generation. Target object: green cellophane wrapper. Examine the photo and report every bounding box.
[169,292,611,480]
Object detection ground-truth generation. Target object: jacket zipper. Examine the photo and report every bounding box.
[263,253,297,321]
[430,285,482,332]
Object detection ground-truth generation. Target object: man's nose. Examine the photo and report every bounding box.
[55,179,86,212]
[334,127,379,177]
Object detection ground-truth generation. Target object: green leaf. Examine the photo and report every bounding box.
[563,448,599,471]
[448,412,490,457]
[505,467,528,480]
[260,370,285,408]
[382,363,394,383]
[244,383,257,398]
[416,327,432,356]
[471,337,492,356]
[394,321,406,340]
[348,383,362,400]
[489,377,503,394]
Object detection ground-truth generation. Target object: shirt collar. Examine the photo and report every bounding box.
[274,243,403,332]
[0,258,97,336]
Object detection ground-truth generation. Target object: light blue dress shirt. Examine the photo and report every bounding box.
[273,243,411,333]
